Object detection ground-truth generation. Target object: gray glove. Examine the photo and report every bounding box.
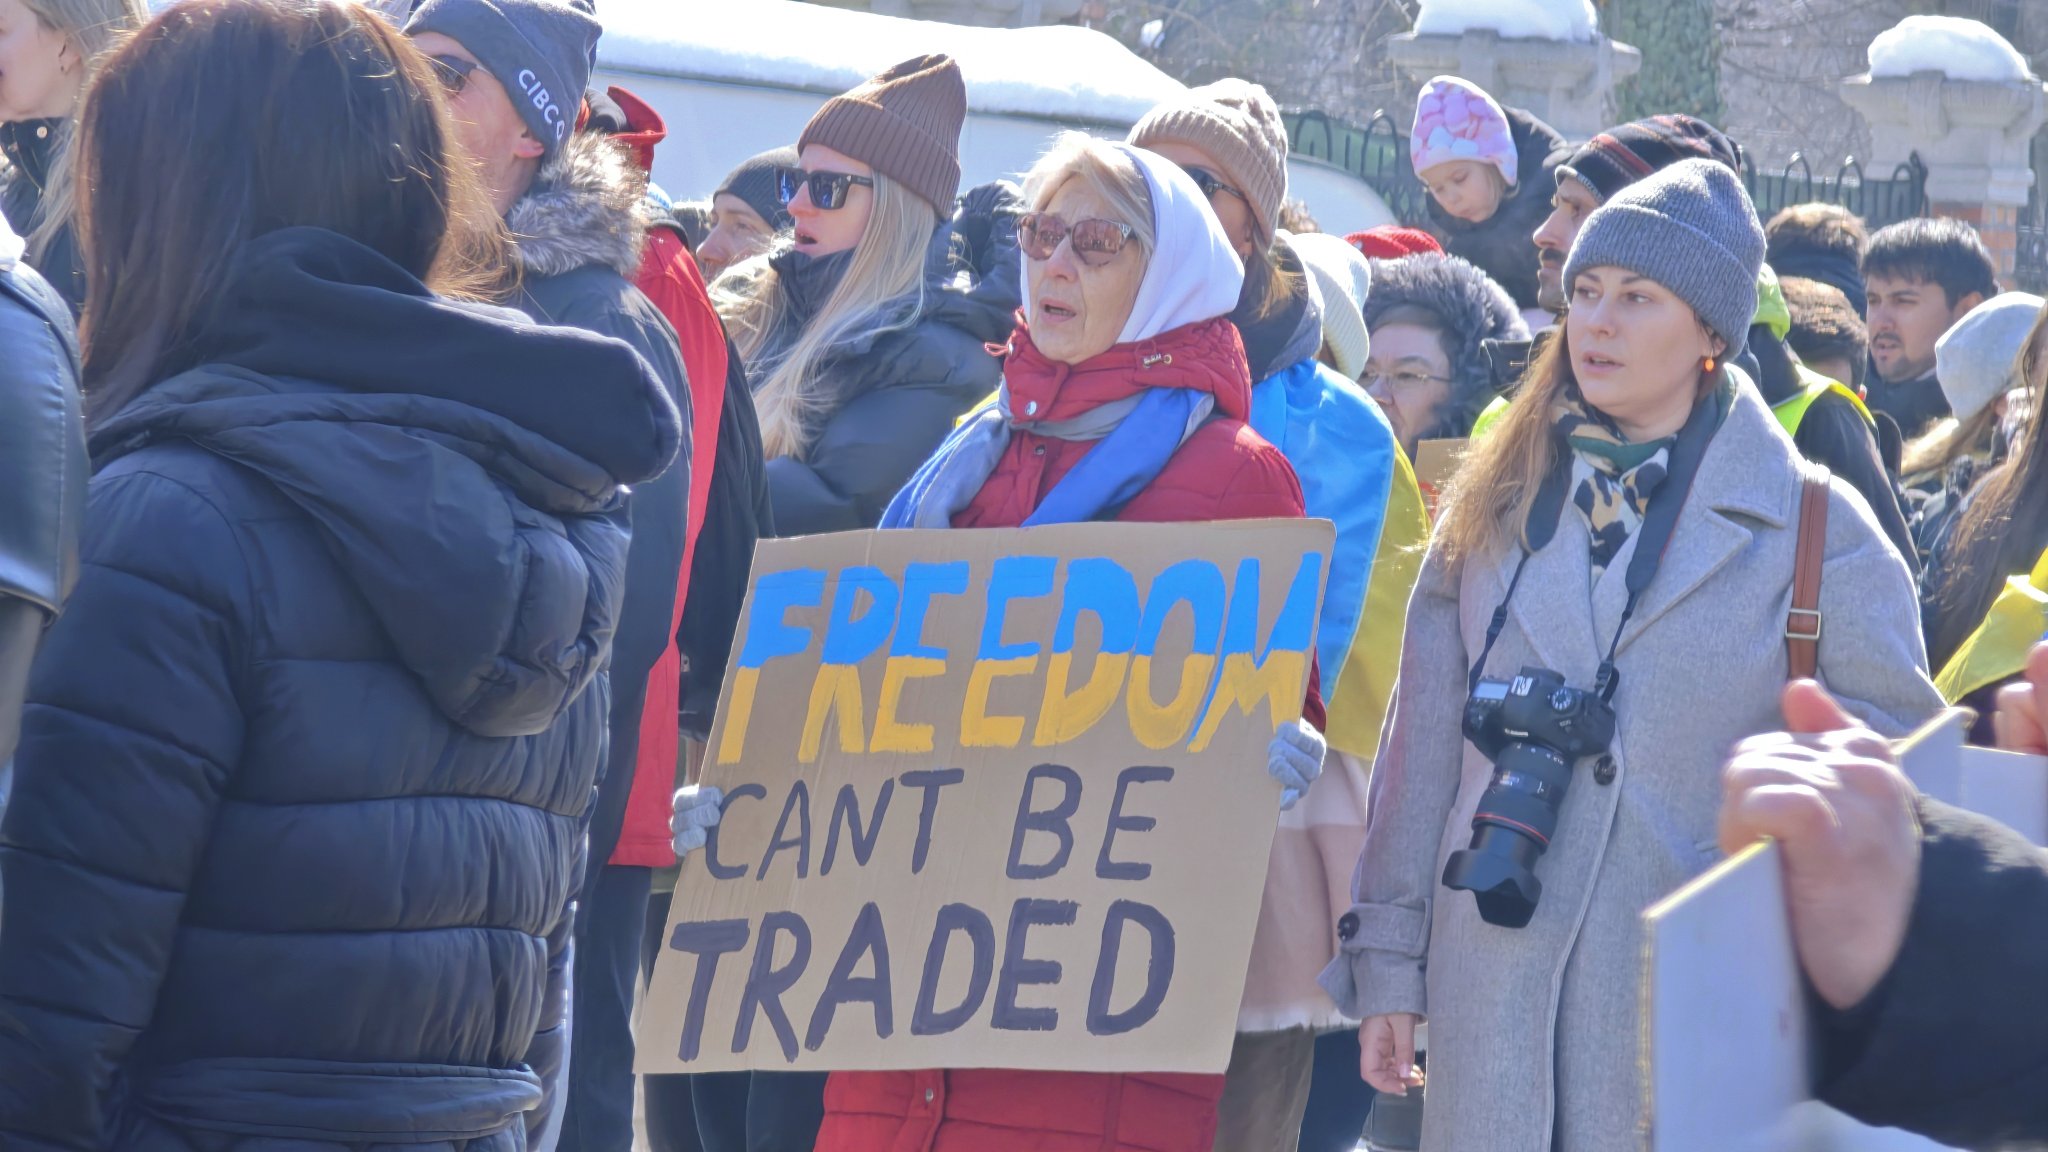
[1268,719,1326,811]
[671,784,725,857]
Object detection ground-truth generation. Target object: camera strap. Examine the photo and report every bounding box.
[1469,386,1722,702]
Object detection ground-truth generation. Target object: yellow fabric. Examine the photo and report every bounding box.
[1772,369,1874,436]
[1324,446,1428,756]
[1471,394,1511,440]
[1936,548,2048,703]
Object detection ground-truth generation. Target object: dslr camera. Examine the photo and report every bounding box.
[1442,666,1616,928]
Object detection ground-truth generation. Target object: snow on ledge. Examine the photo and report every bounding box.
[1411,0,1598,44]
[594,0,1188,125]
[1868,15,2035,84]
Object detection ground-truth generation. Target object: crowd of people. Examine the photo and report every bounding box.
[1,0,2046,1150]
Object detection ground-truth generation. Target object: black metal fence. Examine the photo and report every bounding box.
[1282,108,1929,234]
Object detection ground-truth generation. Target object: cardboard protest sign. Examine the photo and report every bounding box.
[637,519,1333,1076]
[1413,439,1466,522]
[1641,712,2036,1152]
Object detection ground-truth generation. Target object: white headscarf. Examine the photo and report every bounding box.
[1020,142,1245,347]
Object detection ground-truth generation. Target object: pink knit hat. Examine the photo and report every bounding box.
[1410,75,1517,186]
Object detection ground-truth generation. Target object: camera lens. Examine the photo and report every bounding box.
[1442,742,1573,928]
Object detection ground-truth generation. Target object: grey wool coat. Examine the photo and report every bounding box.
[1319,378,1943,1152]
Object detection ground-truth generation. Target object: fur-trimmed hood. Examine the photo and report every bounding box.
[506,130,654,280]
[1363,251,1529,440]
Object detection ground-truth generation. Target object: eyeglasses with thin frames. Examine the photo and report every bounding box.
[1015,212,1135,266]
[1364,368,1455,394]
[777,168,876,211]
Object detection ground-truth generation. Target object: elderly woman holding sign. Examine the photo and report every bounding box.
[1323,159,1942,1152]
[673,133,1326,1152]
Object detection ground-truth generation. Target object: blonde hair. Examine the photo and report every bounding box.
[1021,132,1155,258]
[1903,406,2001,479]
[714,171,936,460]
[18,0,145,264]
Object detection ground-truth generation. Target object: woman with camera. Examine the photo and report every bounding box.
[1318,160,1942,1152]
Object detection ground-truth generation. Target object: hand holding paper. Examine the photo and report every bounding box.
[1268,718,1325,810]
[1716,681,1921,1010]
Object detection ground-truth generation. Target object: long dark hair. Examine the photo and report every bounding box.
[73,0,507,423]
[1927,306,2048,667]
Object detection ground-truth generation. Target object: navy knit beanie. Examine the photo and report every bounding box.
[407,0,599,157]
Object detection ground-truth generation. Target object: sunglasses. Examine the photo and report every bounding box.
[1016,212,1135,267]
[426,53,482,95]
[1180,164,1247,204]
[777,168,875,211]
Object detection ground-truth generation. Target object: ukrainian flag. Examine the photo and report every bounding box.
[1249,359,1427,757]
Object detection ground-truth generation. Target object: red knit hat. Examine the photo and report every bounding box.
[1346,226,1442,260]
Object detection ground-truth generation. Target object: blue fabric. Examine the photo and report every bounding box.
[881,386,1205,529]
[0,228,679,1151]
[1247,357,1398,698]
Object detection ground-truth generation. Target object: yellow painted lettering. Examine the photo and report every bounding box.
[1189,650,1306,752]
[1032,650,1130,747]
[872,656,947,754]
[716,666,761,765]
[798,665,867,763]
[960,656,1038,749]
[1126,653,1216,750]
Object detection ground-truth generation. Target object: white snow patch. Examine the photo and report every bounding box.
[1411,0,1597,44]
[595,0,1188,125]
[1868,15,2035,83]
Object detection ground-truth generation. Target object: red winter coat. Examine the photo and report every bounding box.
[816,315,1317,1152]
[609,87,732,868]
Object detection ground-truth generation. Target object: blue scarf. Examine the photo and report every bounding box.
[880,384,1211,529]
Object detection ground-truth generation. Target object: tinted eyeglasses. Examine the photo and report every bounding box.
[777,168,875,211]
[1016,212,1135,267]
[427,54,482,95]
[1180,164,1246,204]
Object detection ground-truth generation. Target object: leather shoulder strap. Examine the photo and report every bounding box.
[1788,463,1831,681]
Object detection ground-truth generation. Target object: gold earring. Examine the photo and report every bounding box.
[1703,355,1716,373]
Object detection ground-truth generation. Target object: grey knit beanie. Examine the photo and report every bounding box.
[1563,157,1765,353]
[407,0,599,158]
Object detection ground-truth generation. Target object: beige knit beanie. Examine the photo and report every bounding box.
[800,54,967,214]
[1129,78,1290,246]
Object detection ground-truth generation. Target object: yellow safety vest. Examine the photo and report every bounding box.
[1937,548,2048,703]
[1772,368,1875,436]
[1470,394,1510,439]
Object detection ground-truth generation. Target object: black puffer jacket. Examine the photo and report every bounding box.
[0,215,82,769]
[1423,106,1563,312]
[0,226,680,1152]
[507,129,692,868]
[680,337,772,739]
[764,180,1022,536]
[0,118,83,314]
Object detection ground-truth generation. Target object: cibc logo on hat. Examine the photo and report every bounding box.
[516,68,568,143]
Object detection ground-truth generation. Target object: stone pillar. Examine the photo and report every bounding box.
[1840,69,2048,280]
[1385,29,1642,142]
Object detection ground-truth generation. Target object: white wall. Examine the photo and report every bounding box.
[597,70,1395,234]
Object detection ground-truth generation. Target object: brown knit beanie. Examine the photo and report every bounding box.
[799,54,966,215]
[1129,78,1290,245]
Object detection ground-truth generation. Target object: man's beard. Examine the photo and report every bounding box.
[1536,258,1566,314]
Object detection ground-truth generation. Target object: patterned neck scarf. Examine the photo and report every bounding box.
[1552,385,1676,583]
[1551,373,1738,582]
